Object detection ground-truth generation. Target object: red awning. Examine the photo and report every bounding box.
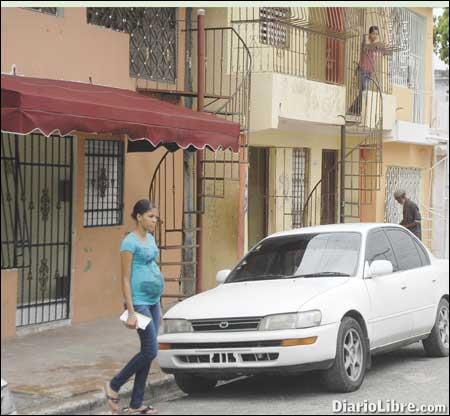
[1,74,241,152]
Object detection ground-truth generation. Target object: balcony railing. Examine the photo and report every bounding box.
[231,9,346,85]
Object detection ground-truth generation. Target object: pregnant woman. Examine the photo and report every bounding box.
[104,199,164,415]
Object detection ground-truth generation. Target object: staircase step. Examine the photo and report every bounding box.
[159,261,198,266]
[201,176,226,181]
[159,244,199,250]
[162,293,191,299]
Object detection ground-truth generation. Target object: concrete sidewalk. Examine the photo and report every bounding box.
[1,315,178,415]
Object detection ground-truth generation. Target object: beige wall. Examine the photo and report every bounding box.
[2,7,188,92]
[71,135,184,324]
[250,73,346,132]
[1,269,18,340]
[1,8,133,90]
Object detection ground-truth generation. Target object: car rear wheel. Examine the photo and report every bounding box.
[322,317,367,393]
[174,374,217,395]
[423,298,449,358]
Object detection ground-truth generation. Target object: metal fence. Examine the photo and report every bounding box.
[231,7,346,85]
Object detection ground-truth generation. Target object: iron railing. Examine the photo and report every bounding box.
[147,23,252,302]
[231,7,346,85]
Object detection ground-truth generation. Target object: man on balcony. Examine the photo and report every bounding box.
[349,25,392,116]
[394,189,423,240]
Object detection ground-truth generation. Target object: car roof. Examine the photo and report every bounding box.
[266,223,404,240]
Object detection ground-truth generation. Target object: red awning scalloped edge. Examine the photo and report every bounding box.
[1,74,241,152]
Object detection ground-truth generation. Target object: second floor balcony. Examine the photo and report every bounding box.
[229,7,430,133]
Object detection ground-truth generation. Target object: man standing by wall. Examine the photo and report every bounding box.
[394,189,423,240]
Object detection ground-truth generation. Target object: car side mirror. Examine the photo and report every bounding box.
[216,269,231,285]
[368,260,394,278]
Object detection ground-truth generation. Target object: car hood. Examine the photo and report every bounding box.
[164,277,349,320]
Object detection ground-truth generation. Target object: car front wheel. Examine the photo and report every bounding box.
[322,317,367,393]
[423,298,449,358]
[174,374,217,395]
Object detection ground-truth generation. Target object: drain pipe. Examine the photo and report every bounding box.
[340,124,346,224]
[195,9,205,294]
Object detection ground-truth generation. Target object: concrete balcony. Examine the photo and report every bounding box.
[249,72,397,133]
[250,72,346,132]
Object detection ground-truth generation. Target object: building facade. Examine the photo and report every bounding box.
[1,6,249,338]
[1,6,444,339]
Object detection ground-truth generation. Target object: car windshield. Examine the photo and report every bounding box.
[226,232,362,283]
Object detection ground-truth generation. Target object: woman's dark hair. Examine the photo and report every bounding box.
[369,26,379,34]
[131,199,156,221]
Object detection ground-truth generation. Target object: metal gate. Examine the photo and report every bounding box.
[385,166,422,224]
[1,133,74,327]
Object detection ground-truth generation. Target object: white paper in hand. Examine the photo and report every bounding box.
[120,310,152,330]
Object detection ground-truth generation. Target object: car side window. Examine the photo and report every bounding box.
[385,229,423,271]
[414,239,431,266]
[365,230,398,271]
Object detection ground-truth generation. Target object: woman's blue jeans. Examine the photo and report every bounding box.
[110,303,161,409]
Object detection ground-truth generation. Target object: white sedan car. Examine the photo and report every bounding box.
[158,224,449,394]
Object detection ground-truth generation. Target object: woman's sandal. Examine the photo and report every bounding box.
[104,382,120,414]
[122,405,159,415]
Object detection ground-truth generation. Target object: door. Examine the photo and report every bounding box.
[325,7,345,84]
[321,150,338,224]
[385,228,436,337]
[364,229,413,348]
[248,147,269,248]
[3,133,74,327]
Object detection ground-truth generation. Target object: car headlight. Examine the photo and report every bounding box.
[259,310,322,331]
[161,319,193,334]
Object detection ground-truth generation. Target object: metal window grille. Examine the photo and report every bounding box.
[1,133,31,270]
[384,166,422,224]
[84,139,124,227]
[260,8,290,49]
[87,8,177,83]
[25,7,58,15]
[292,148,310,228]
[392,7,426,107]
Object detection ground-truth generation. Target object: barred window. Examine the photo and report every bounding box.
[260,7,290,49]
[390,8,426,89]
[292,148,310,228]
[84,139,124,227]
[87,8,177,83]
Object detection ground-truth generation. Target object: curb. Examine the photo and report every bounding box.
[23,374,178,415]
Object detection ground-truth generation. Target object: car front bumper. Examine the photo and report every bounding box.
[157,322,339,377]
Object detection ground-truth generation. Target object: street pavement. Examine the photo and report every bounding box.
[82,343,449,415]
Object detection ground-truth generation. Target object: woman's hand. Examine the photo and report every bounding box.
[126,314,138,330]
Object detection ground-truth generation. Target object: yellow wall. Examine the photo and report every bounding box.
[361,142,433,232]
[202,179,240,291]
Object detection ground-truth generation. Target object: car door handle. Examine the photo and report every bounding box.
[401,285,408,290]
